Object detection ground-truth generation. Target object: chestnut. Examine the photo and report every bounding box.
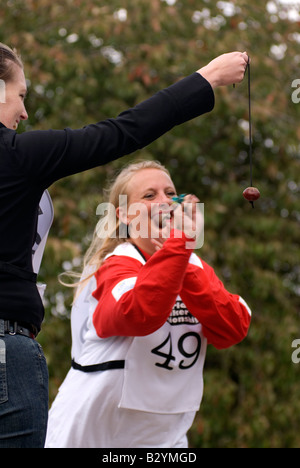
[243,187,260,201]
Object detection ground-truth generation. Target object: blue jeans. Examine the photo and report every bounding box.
[0,320,48,448]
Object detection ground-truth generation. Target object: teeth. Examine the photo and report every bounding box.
[158,212,171,228]
[151,208,173,230]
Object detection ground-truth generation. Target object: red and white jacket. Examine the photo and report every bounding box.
[70,229,251,415]
[91,230,251,349]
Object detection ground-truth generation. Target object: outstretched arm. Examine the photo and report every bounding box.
[6,52,248,187]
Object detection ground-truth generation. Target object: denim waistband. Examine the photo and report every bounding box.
[0,320,36,339]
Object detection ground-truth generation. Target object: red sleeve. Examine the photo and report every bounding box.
[179,259,251,349]
[92,231,193,338]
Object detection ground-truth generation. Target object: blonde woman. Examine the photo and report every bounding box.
[45,160,251,448]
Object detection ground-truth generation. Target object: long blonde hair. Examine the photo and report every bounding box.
[61,160,170,297]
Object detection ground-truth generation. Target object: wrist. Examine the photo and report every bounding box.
[169,229,196,250]
[197,67,219,89]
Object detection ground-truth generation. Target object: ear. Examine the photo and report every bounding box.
[116,206,129,225]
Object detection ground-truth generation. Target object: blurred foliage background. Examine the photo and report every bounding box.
[1,0,300,448]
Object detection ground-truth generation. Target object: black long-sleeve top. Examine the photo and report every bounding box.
[0,72,214,332]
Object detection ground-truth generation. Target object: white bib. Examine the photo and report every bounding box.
[71,242,207,415]
[119,295,207,414]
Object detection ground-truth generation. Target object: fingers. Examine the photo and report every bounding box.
[172,193,201,240]
[182,194,200,204]
[242,51,251,64]
[151,238,164,251]
[149,194,202,246]
[198,51,250,88]
[181,194,199,223]
[229,51,249,83]
[236,51,251,82]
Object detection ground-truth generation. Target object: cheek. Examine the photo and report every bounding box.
[0,105,11,126]
[1,102,16,121]
[127,201,151,223]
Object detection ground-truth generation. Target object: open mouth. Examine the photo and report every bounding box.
[152,209,174,229]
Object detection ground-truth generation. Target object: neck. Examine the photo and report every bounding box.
[128,238,155,257]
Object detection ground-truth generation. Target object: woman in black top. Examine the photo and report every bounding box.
[0,42,248,447]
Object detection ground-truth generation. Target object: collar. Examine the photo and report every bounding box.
[132,244,151,262]
[0,122,6,129]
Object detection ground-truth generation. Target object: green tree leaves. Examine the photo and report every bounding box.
[2,0,300,447]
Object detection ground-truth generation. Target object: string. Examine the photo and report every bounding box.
[247,57,253,188]
[235,56,256,208]
[246,57,255,208]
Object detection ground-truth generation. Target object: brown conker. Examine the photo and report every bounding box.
[243,187,260,201]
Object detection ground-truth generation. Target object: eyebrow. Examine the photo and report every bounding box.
[142,186,176,194]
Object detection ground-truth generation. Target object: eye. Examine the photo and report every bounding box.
[143,193,155,199]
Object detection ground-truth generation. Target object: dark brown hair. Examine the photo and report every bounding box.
[0,43,23,82]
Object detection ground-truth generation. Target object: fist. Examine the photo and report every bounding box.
[199,51,249,88]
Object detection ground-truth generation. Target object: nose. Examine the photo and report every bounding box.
[157,192,172,206]
[20,104,28,121]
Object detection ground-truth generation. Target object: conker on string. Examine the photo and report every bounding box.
[243,187,260,201]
